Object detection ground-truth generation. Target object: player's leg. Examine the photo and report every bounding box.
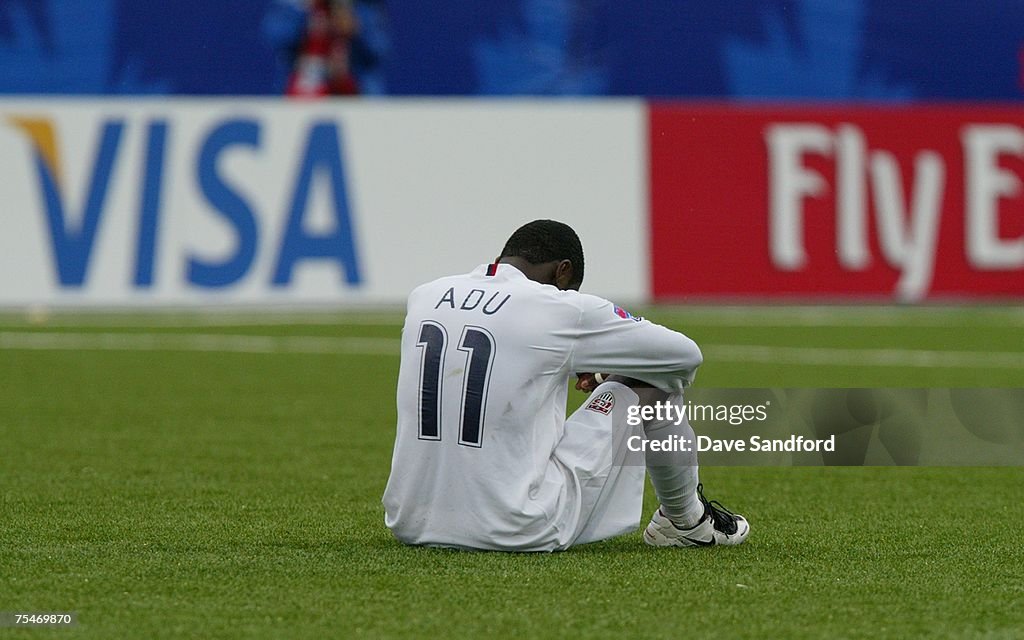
[554,381,647,547]
[557,378,749,548]
[634,385,704,525]
[635,385,750,547]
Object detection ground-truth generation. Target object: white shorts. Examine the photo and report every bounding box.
[552,381,647,548]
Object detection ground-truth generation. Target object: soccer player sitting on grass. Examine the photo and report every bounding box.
[383,220,749,551]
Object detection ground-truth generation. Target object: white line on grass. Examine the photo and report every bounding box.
[0,332,400,355]
[0,311,407,328]
[0,331,1020,369]
[657,306,1024,327]
[2,306,1024,328]
[704,344,1023,369]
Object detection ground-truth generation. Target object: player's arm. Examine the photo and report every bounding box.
[569,296,702,393]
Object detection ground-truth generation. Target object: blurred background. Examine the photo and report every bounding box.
[2,0,1022,99]
[0,0,1022,306]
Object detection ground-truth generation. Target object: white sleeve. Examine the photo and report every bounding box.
[567,295,703,393]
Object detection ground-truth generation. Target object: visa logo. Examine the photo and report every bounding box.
[8,116,362,289]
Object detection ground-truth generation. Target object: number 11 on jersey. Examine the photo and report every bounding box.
[416,321,496,447]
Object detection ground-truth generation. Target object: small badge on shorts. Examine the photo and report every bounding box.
[585,391,615,415]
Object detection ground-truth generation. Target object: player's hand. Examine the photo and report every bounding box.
[575,373,603,393]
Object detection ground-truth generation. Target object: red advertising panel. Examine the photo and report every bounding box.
[649,104,1024,301]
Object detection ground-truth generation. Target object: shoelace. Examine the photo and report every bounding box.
[696,483,739,535]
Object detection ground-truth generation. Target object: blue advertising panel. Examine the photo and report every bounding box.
[0,0,1021,99]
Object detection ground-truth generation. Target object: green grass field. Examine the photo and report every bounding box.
[1,307,1022,638]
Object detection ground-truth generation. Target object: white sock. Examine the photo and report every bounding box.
[636,388,705,528]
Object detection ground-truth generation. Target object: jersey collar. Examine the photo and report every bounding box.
[476,262,528,280]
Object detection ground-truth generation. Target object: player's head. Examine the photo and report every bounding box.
[497,219,585,291]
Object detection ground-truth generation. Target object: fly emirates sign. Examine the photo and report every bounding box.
[650,106,1024,301]
[767,123,1023,300]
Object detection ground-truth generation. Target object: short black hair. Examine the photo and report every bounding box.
[499,219,585,288]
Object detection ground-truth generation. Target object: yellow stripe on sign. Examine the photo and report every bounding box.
[7,116,61,185]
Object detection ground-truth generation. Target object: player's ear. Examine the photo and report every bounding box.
[554,260,576,291]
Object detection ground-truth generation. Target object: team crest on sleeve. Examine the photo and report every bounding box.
[585,391,615,415]
[613,305,643,322]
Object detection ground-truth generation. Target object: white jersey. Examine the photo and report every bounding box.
[382,263,702,550]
